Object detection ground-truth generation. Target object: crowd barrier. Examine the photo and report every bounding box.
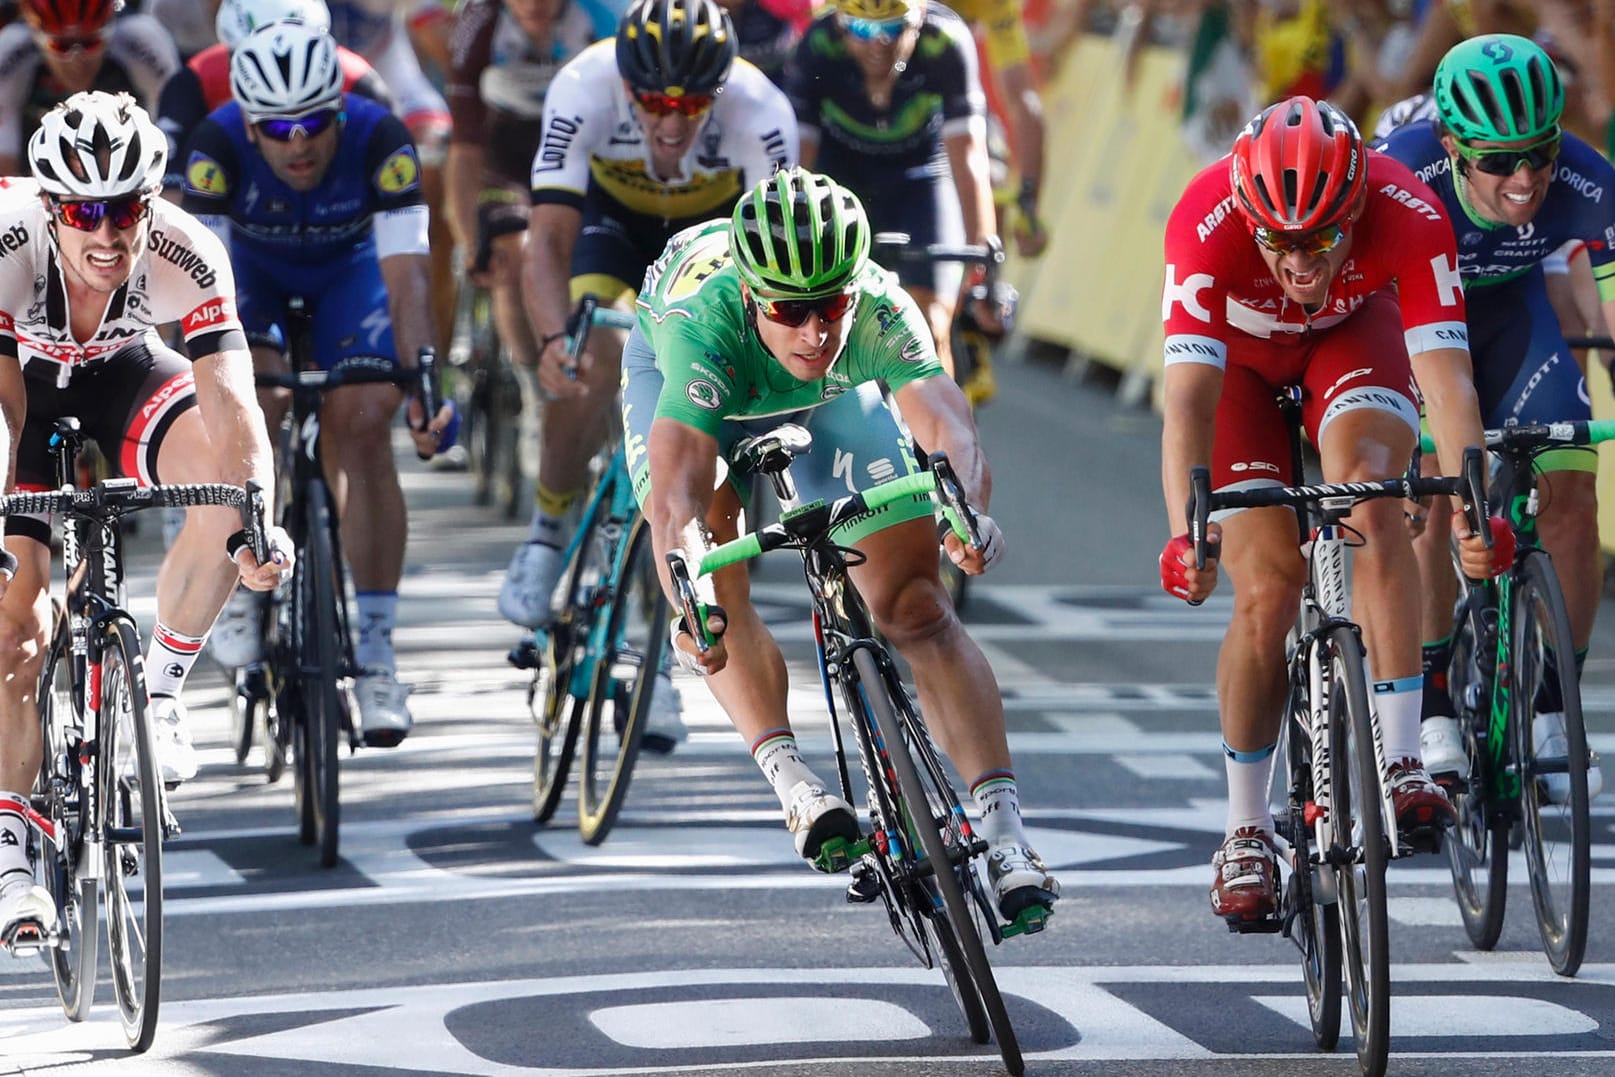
[1009,35,1615,556]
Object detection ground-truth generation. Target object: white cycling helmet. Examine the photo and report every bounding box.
[230,21,344,121]
[28,91,166,199]
[215,0,331,51]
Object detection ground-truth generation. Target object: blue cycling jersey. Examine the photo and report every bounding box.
[178,93,426,266]
[1373,121,1615,296]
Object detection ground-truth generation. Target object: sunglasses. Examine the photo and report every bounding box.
[754,290,857,327]
[49,195,149,233]
[1454,130,1562,176]
[254,109,341,142]
[839,14,910,43]
[631,89,714,118]
[1252,223,1348,257]
[36,30,108,55]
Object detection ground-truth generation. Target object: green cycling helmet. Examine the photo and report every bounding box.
[1433,33,1564,143]
[730,167,870,298]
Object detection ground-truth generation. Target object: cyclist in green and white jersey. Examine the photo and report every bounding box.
[619,166,1058,918]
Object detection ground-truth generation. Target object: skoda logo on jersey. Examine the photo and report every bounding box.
[899,336,926,362]
[686,379,722,410]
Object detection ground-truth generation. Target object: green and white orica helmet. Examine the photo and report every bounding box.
[1433,33,1564,143]
[730,167,870,297]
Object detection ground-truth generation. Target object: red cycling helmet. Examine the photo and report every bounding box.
[21,0,119,35]
[1230,96,1368,235]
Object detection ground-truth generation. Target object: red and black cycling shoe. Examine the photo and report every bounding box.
[1388,757,1458,838]
[1209,826,1280,922]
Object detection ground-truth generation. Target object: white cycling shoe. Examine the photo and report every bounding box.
[784,780,859,868]
[151,697,199,785]
[641,672,687,755]
[0,875,56,954]
[1534,712,1604,804]
[498,541,566,629]
[209,588,265,669]
[1419,716,1467,780]
[986,839,1060,920]
[355,668,413,748]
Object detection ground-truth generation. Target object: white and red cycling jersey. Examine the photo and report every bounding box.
[1162,150,1469,370]
[0,180,246,389]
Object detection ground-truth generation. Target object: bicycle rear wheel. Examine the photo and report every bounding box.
[293,482,342,868]
[1324,627,1389,1077]
[1445,590,1508,950]
[853,647,1023,1076]
[577,512,669,845]
[1283,680,1341,1052]
[38,610,97,1021]
[1512,551,1590,976]
[99,619,163,1052]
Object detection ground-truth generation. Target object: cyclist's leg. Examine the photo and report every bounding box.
[1303,294,1451,832]
[873,171,967,378]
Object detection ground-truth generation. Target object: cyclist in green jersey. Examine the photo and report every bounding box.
[619,166,1059,918]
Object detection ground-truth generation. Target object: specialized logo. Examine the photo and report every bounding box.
[182,297,237,335]
[1162,266,1213,323]
[186,152,229,197]
[686,379,722,410]
[375,147,421,195]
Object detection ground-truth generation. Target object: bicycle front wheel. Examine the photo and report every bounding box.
[38,609,97,1021]
[1282,680,1340,1051]
[293,482,342,868]
[853,647,1023,1076]
[1445,589,1508,950]
[578,512,669,845]
[99,618,163,1052]
[1323,627,1389,1077]
[1513,551,1590,976]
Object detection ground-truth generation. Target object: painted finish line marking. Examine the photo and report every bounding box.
[4,964,1613,1074]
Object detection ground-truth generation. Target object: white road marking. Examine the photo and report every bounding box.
[1255,993,1599,1037]
[590,997,932,1047]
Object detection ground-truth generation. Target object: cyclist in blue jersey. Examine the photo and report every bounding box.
[1374,34,1609,801]
[179,21,454,746]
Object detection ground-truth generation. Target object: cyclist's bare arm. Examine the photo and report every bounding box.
[377,251,453,449]
[521,202,588,394]
[646,414,728,675]
[192,345,288,589]
[893,374,991,508]
[1410,343,1494,578]
[944,121,996,246]
[444,140,488,264]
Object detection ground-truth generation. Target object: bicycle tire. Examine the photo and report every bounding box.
[577,512,669,845]
[466,290,500,506]
[1512,551,1590,976]
[229,666,258,766]
[492,364,524,520]
[1445,590,1508,950]
[853,646,1023,1075]
[1324,627,1389,1077]
[38,610,97,1022]
[293,482,343,868]
[1284,679,1341,1052]
[99,618,163,1052]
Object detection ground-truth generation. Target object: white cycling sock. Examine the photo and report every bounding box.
[146,624,205,699]
[1224,741,1276,835]
[1374,675,1423,764]
[355,591,399,673]
[751,729,820,808]
[969,770,1029,845]
[0,793,32,883]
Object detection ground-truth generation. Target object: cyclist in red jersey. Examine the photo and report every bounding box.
[155,0,393,192]
[1156,96,1511,925]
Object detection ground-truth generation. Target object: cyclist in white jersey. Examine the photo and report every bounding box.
[0,93,292,950]
[496,0,796,687]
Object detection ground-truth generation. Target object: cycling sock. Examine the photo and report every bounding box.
[969,770,1028,846]
[751,729,819,807]
[146,624,205,699]
[1374,675,1423,763]
[1223,741,1276,835]
[527,484,578,545]
[355,591,399,673]
[0,794,31,882]
[1420,635,1452,719]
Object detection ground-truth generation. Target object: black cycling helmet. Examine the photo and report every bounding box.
[615,0,736,96]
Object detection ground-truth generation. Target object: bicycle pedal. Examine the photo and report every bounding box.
[845,863,881,904]
[812,835,856,875]
[507,640,539,670]
[1000,898,1055,939]
[1224,913,1285,935]
[1396,824,1446,857]
[2,918,58,957]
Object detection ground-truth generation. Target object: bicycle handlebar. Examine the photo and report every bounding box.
[559,296,638,381]
[1417,418,1615,455]
[1,478,271,564]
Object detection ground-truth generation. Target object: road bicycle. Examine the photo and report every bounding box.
[672,423,1053,1077]
[7,416,268,1052]
[1186,389,1485,1077]
[510,297,671,845]
[448,210,528,517]
[1422,418,1615,977]
[232,296,439,867]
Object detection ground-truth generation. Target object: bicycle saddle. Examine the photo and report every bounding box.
[732,424,813,475]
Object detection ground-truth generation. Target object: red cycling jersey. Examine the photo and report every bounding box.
[1162,150,1469,370]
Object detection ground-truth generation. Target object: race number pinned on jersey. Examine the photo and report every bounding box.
[374,147,421,196]
[186,153,230,198]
